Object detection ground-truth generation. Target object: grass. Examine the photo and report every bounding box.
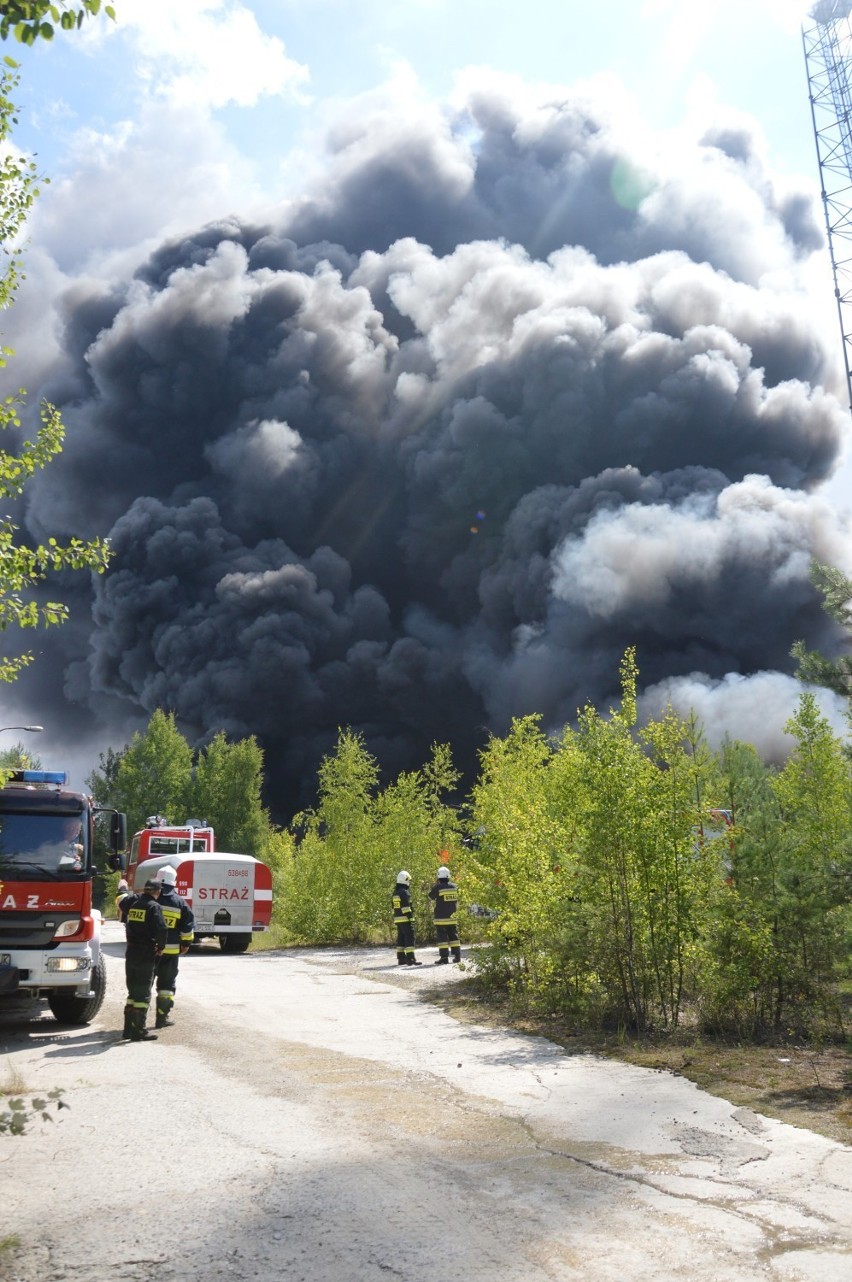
[0,1063,26,1097]
[0,1236,19,1282]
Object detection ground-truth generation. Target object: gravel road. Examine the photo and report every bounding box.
[2,921,851,1282]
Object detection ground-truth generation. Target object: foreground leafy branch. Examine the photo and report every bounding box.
[792,560,852,699]
[0,2,115,45]
[0,1087,64,1134]
[0,61,111,680]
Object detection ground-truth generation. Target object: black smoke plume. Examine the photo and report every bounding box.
[10,76,852,816]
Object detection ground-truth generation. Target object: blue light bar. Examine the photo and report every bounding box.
[13,770,68,785]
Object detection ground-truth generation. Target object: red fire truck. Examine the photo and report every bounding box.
[0,769,126,1024]
[124,818,272,953]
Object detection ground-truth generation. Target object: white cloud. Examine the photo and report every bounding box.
[27,102,270,275]
[111,0,309,109]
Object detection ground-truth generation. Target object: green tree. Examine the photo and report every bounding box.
[287,729,381,942]
[572,651,661,1032]
[110,710,193,837]
[85,742,126,912]
[637,707,719,1029]
[698,740,782,1034]
[371,744,462,941]
[465,714,583,1010]
[770,692,852,1029]
[0,2,115,44]
[278,733,462,945]
[792,560,852,700]
[85,744,125,806]
[88,716,281,859]
[0,737,39,769]
[190,731,269,855]
[569,650,717,1032]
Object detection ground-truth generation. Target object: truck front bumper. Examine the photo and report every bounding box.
[0,944,95,995]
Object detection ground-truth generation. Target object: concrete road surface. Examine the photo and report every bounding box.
[2,921,851,1282]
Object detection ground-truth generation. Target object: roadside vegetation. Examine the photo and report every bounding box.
[92,647,852,1043]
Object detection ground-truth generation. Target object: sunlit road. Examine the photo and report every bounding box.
[2,921,851,1282]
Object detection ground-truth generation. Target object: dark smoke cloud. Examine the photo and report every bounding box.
[8,74,852,814]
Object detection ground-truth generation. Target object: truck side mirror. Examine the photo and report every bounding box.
[110,812,127,852]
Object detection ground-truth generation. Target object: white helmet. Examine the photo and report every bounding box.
[158,865,178,886]
[396,870,411,885]
[437,866,451,879]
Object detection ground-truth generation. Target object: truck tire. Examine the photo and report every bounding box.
[47,956,107,1026]
[219,933,252,954]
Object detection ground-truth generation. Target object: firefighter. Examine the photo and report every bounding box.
[118,878,167,1041]
[428,864,461,964]
[154,864,195,1028]
[392,870,422,966]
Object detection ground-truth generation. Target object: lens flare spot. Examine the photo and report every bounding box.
[610,157,656,211]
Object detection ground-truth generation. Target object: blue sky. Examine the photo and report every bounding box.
[13,1,822,182]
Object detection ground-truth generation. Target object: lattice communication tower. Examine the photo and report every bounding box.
[803,0,852,410]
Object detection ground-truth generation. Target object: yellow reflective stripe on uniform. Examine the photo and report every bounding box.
[127,907,147,923]
[392,893,412,924]
[160,907,180,929]
[439,889,457,922]
[180,931,193,944]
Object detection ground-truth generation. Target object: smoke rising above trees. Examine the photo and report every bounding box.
[9,71,852,815]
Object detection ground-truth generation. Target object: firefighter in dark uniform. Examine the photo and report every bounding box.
[392,870,422,966]
[429,864,461,964]
[154,863,195,1028]
[118,878,167,1041]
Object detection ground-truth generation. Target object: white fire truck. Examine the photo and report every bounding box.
[124,818,273,953]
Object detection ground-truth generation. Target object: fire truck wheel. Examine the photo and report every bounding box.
[47,956,107,1025]
[219,933,252,954]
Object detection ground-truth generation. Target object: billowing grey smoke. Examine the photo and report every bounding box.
[11,76,852,815]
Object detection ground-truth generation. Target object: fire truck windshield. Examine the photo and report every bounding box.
[0,812,86,879]
[148,837,203,855]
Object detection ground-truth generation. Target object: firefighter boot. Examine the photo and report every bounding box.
[155,990,175,1028]
[451,947,462,963]
[397,950,407,966]
[128,1008,158,1042]
[121,1004,134,1039]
